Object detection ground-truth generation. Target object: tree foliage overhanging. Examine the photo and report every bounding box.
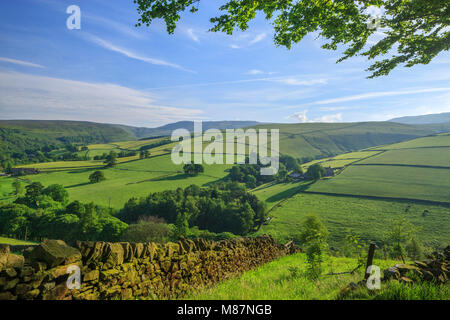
[133,0,449,78]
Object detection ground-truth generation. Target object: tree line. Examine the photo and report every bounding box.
[119,182,267,236]
[0,181,267,243]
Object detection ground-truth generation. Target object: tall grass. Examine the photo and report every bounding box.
[342,280,450,300]
[182,253,410,300]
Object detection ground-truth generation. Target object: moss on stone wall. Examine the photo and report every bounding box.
[0,236,300,300]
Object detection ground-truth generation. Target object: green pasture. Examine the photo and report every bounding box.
[0,237,38,246]
[183,253,447,300]
[370,135,450,150]
[13,154,232,208]
[252,181,311,210]
[357,148,450,167]
[254,193,450,248]
[309,165,450,203]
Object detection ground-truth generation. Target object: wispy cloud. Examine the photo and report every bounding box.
[84,14,145,39]
[311,87,450,105]
[246,69,264,75]
[186,28,200,43]
[249,33,267,45]
[0,57,45,68]
[245,69,275,76]
[0,71,203,127]
[230,32,267,49]
[145,75,328,91]
[275,78,327,86]
[85,34,195,73]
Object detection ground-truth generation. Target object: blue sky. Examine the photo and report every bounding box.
[0,0,449,127]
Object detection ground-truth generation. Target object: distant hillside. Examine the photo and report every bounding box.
[389,112,450,124]
[116,121,261,139]
[0,120,135,165]
[0,120,135,143]
[252,121,449,160]
[1,119,449,166]
[0,120,260,165]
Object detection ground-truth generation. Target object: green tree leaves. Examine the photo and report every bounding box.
[306,163,325,181]
[134,0,449,77]
[89,171,106,184]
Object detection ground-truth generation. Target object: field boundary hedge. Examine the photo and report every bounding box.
[302,190,450,207]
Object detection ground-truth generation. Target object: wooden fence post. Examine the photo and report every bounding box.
[364,243,376,280]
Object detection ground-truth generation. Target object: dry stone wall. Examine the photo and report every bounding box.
[383,245,450,284]
[0,235,299,300]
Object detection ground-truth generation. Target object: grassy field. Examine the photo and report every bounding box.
[254,192,450,248]
[184,253,448,300]
[370,134,450,150]
[3,129,449,249]
[252,122,442,159]
[299,150,383,170]
[357,148,450,167]
[0,176,14,202]
[0,237,38,246]
[254,133,450,250]
[9,154,232,208]
[309,165,450,203]
[309,133,450,203]
[252,181,312,210]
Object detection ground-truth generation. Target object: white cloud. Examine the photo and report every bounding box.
[85,34,195,73]
[0,57,45,68]
[315,113,343,123]
[288,110,343,123]
[0,71,203,127]
[145,75,328,90]
[293,110,308,123]
[246,69,264,75]
[249,33,267,45]
[245,69,275,76]
[84,14,145,39]
[230,32,267,49]
[186,28,200,42]
[274,78,327,86]
[309,87,450,105]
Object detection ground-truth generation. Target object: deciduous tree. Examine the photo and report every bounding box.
[133,0,449,77]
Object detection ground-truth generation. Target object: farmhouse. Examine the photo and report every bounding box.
[289,173,303,179]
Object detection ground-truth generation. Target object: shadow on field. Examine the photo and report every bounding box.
[203,178,228,187]
[266,182,314,203]
[65,182,91,188]
[150,173,188,181]
[67,168,102,174]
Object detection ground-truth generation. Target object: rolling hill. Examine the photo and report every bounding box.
[2,119,450,165]
[254,133,450,248]
[0,120,135,143]
[308,134,450,203]
[252,121,450,159]
[1,123,449,250]
[389,112,450,124]
[116,120,261,139]
[0,120,259,164]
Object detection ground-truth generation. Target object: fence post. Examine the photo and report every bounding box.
[364,243,376,280]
